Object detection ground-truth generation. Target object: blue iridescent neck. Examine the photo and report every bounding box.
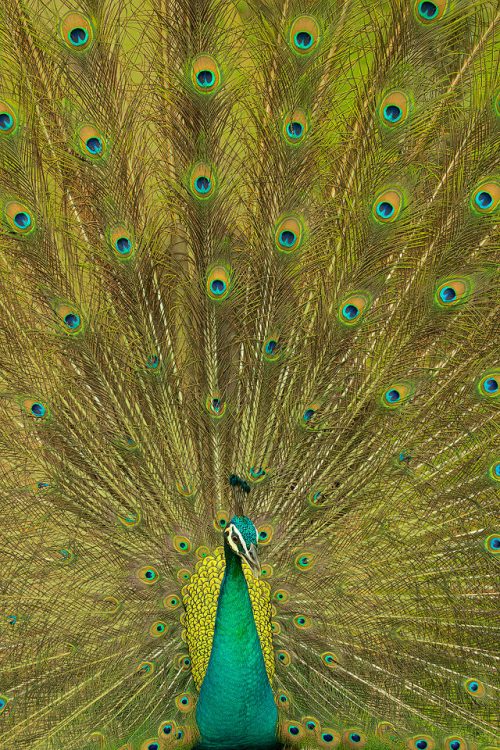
[195,541,278,750]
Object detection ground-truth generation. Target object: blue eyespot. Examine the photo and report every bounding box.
[450,743,460,750]
[468,681,478,692]
[175,731,184,740]
[69,27,89,46]
[146,355,159,369]
[306,721,317,730]
[148,744,159,750]
[210,278,226,296]
[323,734,334,743]
[303,408,315,422]
[116,237,131,254]
[418,1,438,19]
[64,312,81,329]
[342,303,359,320]
[163,724,172,735]
[265,340,277,354]
[491,537,500,549]
[295,31,312,49]
[14,211,31,229]
[383,104,402,123]
[475,191,493,209]
[484,377,498,394]
[0,698,5,709]
[386,388,400,403]
[494,464,500,477]
[85,136,102,154]
[31,402,46,417]
[376,201,394,219]
[286,121,303,139]
[197,70,214,87]
[279,230,297,248]
[439,286,456,303]
[0,113,13,130]
[289,725,300,736]
[195,176,211,194]
[350,734,362,743]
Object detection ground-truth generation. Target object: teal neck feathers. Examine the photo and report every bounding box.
[195,542,278,750]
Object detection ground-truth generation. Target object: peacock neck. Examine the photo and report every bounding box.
[195,542,278,750]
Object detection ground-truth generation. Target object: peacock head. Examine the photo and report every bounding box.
[224,515,261,577]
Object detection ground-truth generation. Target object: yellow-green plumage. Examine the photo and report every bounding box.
[0,0,499,748]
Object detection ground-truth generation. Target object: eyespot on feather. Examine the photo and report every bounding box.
[343,729,367,749]
[308,489,328,508]
[118,509,141,527]
[407,737,435,750]
[257,524,273,545]
[177,568,192,584]
[261,563,273,578]
[78,125,106,159]
[289,16,320,55]
[159,720,176,737]
[274,216,304,254]
[283,721,305,742]
[214,511,229,531]
[381,382,413,408]
[463,677,485,698]
[54,302,84,334]
[319,729,341,747]
[470,180,499,215]
[0,695,9,715]
[477,371,499,398]
[4,201,35,234]
[444,737,468,750]
[176,481,195,498]
[414,0,448,23]
[191,55,220,94]
[293,614,312,629]
[294,551,315,571]
[379,91,410,127]
[321,651,339,668]
[276,649,291,666]
[137,566,160,584]
[108,225,135,259]
[263,335,282,361]
[173,535,192,554]
[302,716,320,734]
[372,189,404,223]
[206,264,231,301]
[484,534,500,554]
[164,594,181,610]
[206,394,226,418]
[435,278,472,308]
[175,692,194,712]
[339,292,371,325]
[149,620,168,638]
[0,101,18,135]
[176,654,191,671]
[273,588,289,603]
[275,691,290,709]
[22,398,50,420]
[60,11,94,51]
[282,109,308,144]
[140,740,161,750]
[136,661,155,676]
[190,163,216,199]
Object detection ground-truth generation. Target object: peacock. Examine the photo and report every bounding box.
[0,0,498,749]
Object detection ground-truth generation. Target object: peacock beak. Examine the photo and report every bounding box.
[241,542,261,578]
